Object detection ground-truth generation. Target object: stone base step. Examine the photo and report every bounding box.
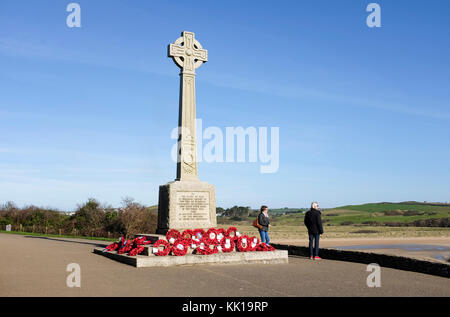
[93,247,289,268]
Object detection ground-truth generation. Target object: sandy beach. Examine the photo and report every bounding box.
[273,237,450,263]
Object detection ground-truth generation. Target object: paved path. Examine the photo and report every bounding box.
[0,233,449,296]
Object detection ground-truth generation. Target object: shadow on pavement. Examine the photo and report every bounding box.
[23,235,108,248]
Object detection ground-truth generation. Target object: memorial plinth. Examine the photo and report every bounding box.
[157,180,216,234]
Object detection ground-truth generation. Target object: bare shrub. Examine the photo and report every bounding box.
[118,197,157,238]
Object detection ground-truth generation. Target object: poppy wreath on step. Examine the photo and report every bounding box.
[216,228,226,243]
[256,243,275,251]
[205,228,218,244]
[192,228,205,243]
[152,239,171,256]
[181,229,194,244]
[166,229,181,244]
[236,235,251,252]
[220,236,235,253]
[129,245,145,256]
[133,236,151,246]
[104,242,120,252]
[194,238,211,255]
[207,238,219,254]
[190,240,198,250]
[226,226,239,240]
[247,236,260,251]
[171,239,190,256]
[117,240,133,254]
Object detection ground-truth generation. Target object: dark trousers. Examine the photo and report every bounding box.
[308,233,320,257]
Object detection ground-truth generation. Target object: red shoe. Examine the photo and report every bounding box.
[309,256,314,260]
[314,256,322,260]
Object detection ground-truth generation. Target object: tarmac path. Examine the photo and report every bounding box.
[0,233,449,297]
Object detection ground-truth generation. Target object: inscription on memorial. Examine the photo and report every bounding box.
[176,191,210,222]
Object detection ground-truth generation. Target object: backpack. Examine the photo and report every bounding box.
[253,218,262,229]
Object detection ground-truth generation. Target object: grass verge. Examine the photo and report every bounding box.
[0,230,116,242]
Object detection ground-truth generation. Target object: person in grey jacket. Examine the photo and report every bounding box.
[258,205,270,245]
[304,201,324,260]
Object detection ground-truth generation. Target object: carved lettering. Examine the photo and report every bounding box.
[176,192,210,222]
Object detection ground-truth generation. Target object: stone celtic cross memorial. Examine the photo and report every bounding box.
[92,30,288,267]
[156,31,217,234]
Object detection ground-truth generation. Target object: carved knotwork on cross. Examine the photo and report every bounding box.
[168,31,208,74]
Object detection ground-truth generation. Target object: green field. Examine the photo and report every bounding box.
[219,201,450,228]
[331,202,450,213]
[322,202,450,226]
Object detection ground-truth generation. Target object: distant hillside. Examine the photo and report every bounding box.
[262,208,307,215]
[322,202,450,227]
[331,202,450,213]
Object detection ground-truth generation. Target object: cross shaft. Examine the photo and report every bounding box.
[168,31,208,181]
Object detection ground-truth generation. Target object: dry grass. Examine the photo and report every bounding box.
[229,224,450,240]
[321,209,362,215]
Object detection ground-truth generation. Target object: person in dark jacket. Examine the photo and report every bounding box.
[304,201,324,260]
[258,205,270,245]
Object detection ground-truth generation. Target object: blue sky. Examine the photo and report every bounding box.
[0,0,449,211]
